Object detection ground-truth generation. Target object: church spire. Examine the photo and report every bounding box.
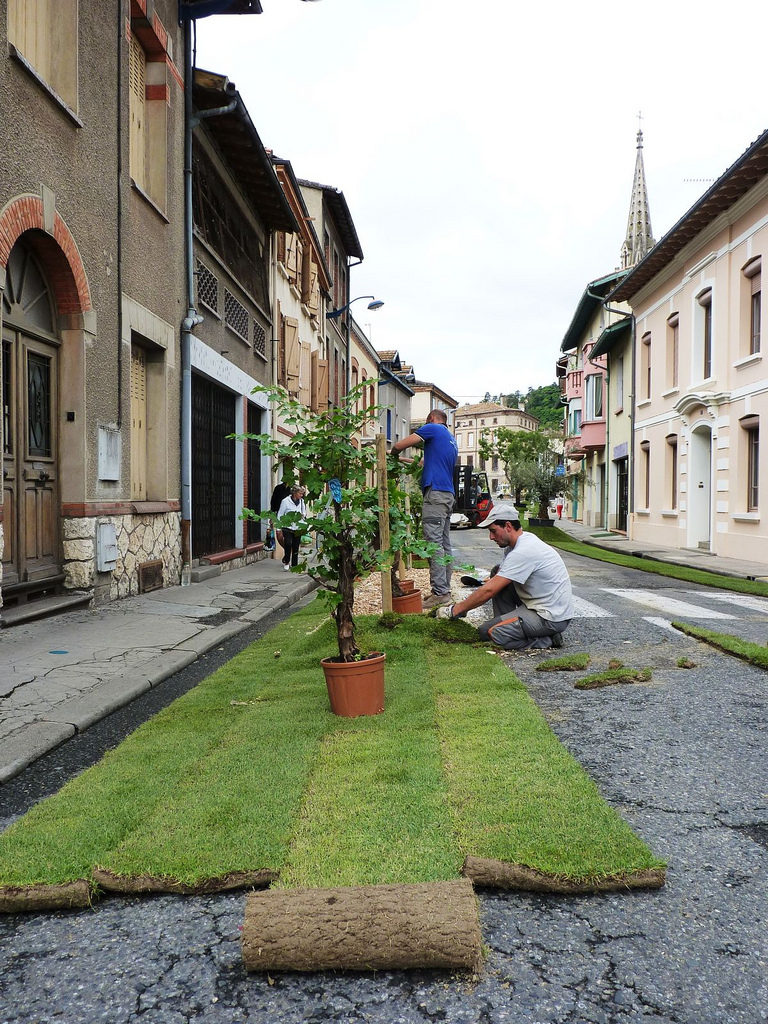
[620,121,655,269]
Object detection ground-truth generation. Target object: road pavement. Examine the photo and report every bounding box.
[0,524,766,1023]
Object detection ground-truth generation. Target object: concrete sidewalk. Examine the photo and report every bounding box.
[0,557,317,783]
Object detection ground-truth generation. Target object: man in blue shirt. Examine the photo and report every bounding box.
[392,409,458,609]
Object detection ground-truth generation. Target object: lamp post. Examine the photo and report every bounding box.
[326,296,385,396]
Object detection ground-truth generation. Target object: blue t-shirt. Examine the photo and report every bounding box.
[415,423,458,493]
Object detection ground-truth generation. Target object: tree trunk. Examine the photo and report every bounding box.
[242,879,482,972]
[335,536,359,661]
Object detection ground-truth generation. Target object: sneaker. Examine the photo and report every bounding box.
[282,563,291,572]
[551,632,564,649]
[422,592,452,610]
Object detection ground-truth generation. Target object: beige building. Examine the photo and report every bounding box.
[453,403,539,494]
[612,128,768,560]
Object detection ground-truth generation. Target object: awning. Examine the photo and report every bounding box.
[590,317,632,360]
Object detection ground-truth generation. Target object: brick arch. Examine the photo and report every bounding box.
[0,194,92,314]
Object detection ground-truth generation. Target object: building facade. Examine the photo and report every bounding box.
[188,70,297,564]
[453,403,539,495]
[612,129,768,560]
[1,0,186,622]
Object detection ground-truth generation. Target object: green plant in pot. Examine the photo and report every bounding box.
[241,385,435,713]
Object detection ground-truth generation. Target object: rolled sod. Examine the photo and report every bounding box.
[0,879,92,913]
[242,878,482,972]
[463,856,666,893]
[92,867,276,896]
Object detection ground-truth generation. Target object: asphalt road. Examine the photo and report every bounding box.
[1,531,766,1024]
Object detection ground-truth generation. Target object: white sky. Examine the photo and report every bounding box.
[196,0,768,404]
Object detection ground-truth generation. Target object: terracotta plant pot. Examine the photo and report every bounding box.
[398,579,415,593]
[392,591,423,614]
[321,652,386,718]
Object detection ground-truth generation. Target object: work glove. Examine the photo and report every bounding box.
[436,604,466,620]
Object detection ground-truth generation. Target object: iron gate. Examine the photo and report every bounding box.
[246,402,262,544]
[191,374,236,558]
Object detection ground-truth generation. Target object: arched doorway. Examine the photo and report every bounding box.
[688,424,712,551]
[2,240,61,598]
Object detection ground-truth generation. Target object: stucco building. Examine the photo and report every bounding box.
[1,0,186,623]
[611,128,768,560]
[453,403,539,495]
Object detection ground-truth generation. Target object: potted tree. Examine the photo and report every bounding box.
[242,384,433,716]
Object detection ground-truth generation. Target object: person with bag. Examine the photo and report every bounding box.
[277,485,307,571]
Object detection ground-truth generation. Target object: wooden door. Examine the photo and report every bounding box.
[2,328,60,586]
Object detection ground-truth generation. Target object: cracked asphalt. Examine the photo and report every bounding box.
[1,536,766,1023]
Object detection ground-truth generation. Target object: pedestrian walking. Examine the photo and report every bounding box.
[277,486,307,571]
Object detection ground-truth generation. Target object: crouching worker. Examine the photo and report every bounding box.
[438,502,574,651]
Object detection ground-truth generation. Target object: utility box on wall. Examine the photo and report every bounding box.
[96,522,118,572]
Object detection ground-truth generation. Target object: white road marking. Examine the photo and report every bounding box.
[706,593,768,614]
[602,588,736,619]
[571,595,614,618]
[643,616,680,632]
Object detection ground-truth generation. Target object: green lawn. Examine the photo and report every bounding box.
[529,524,768,597]
[0,602,663,896]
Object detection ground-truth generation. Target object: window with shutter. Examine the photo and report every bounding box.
[131,346,148,499]
[317,359,329,412]
[129,34,147,191]
[9,0,78,110]
[299,342,311,406]
[285,318,300,395]
[277,314,287,387]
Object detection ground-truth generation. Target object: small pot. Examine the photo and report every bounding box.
[321,652,386,718]
[392,591,423,614]
[398,579,415,593]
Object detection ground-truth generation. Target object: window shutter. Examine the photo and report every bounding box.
[285,318,300,395]
[129,34,147,189]
[317,358,329,412]
[285,235,298,281]
[301,249,313,305]
[277,232,286,265]
[310,350,319,412]
[277,314,287,387]
[299,342,311,406]
[130,347,147,499]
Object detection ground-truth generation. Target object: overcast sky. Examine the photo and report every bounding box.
[196,0,768,404]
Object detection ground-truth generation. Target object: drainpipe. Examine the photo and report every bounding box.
[181,20,237,563]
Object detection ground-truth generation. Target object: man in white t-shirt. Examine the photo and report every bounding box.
[438,502,574,650]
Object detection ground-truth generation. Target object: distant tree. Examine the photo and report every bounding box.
[523,383,563,431]
[479,426,563,517]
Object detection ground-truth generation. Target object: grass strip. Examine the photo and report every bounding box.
[536,652,591,672]
[671,621,768,668]
[278,615,465,888]
[430,641,662,880]
[528,525,768,597]
[0,603,333,888]
[0,607,662,893]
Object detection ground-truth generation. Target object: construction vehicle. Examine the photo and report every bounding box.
[451,466,492,528]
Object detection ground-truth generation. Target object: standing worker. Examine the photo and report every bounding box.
[391,409,458,610]
[437,502,573,650]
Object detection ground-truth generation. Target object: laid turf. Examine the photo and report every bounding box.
[0,602,663,895]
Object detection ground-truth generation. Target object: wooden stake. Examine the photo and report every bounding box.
[376,433,392,612]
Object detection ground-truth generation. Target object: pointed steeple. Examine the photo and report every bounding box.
[620,126,655,269]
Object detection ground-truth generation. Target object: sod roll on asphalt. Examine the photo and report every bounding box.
[241,879,483,972]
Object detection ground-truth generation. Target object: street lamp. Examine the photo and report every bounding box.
[326,295,385,320]
[326,297,385,396]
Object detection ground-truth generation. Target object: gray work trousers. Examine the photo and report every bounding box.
[421,487,454,596]
[477,581,570,651]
